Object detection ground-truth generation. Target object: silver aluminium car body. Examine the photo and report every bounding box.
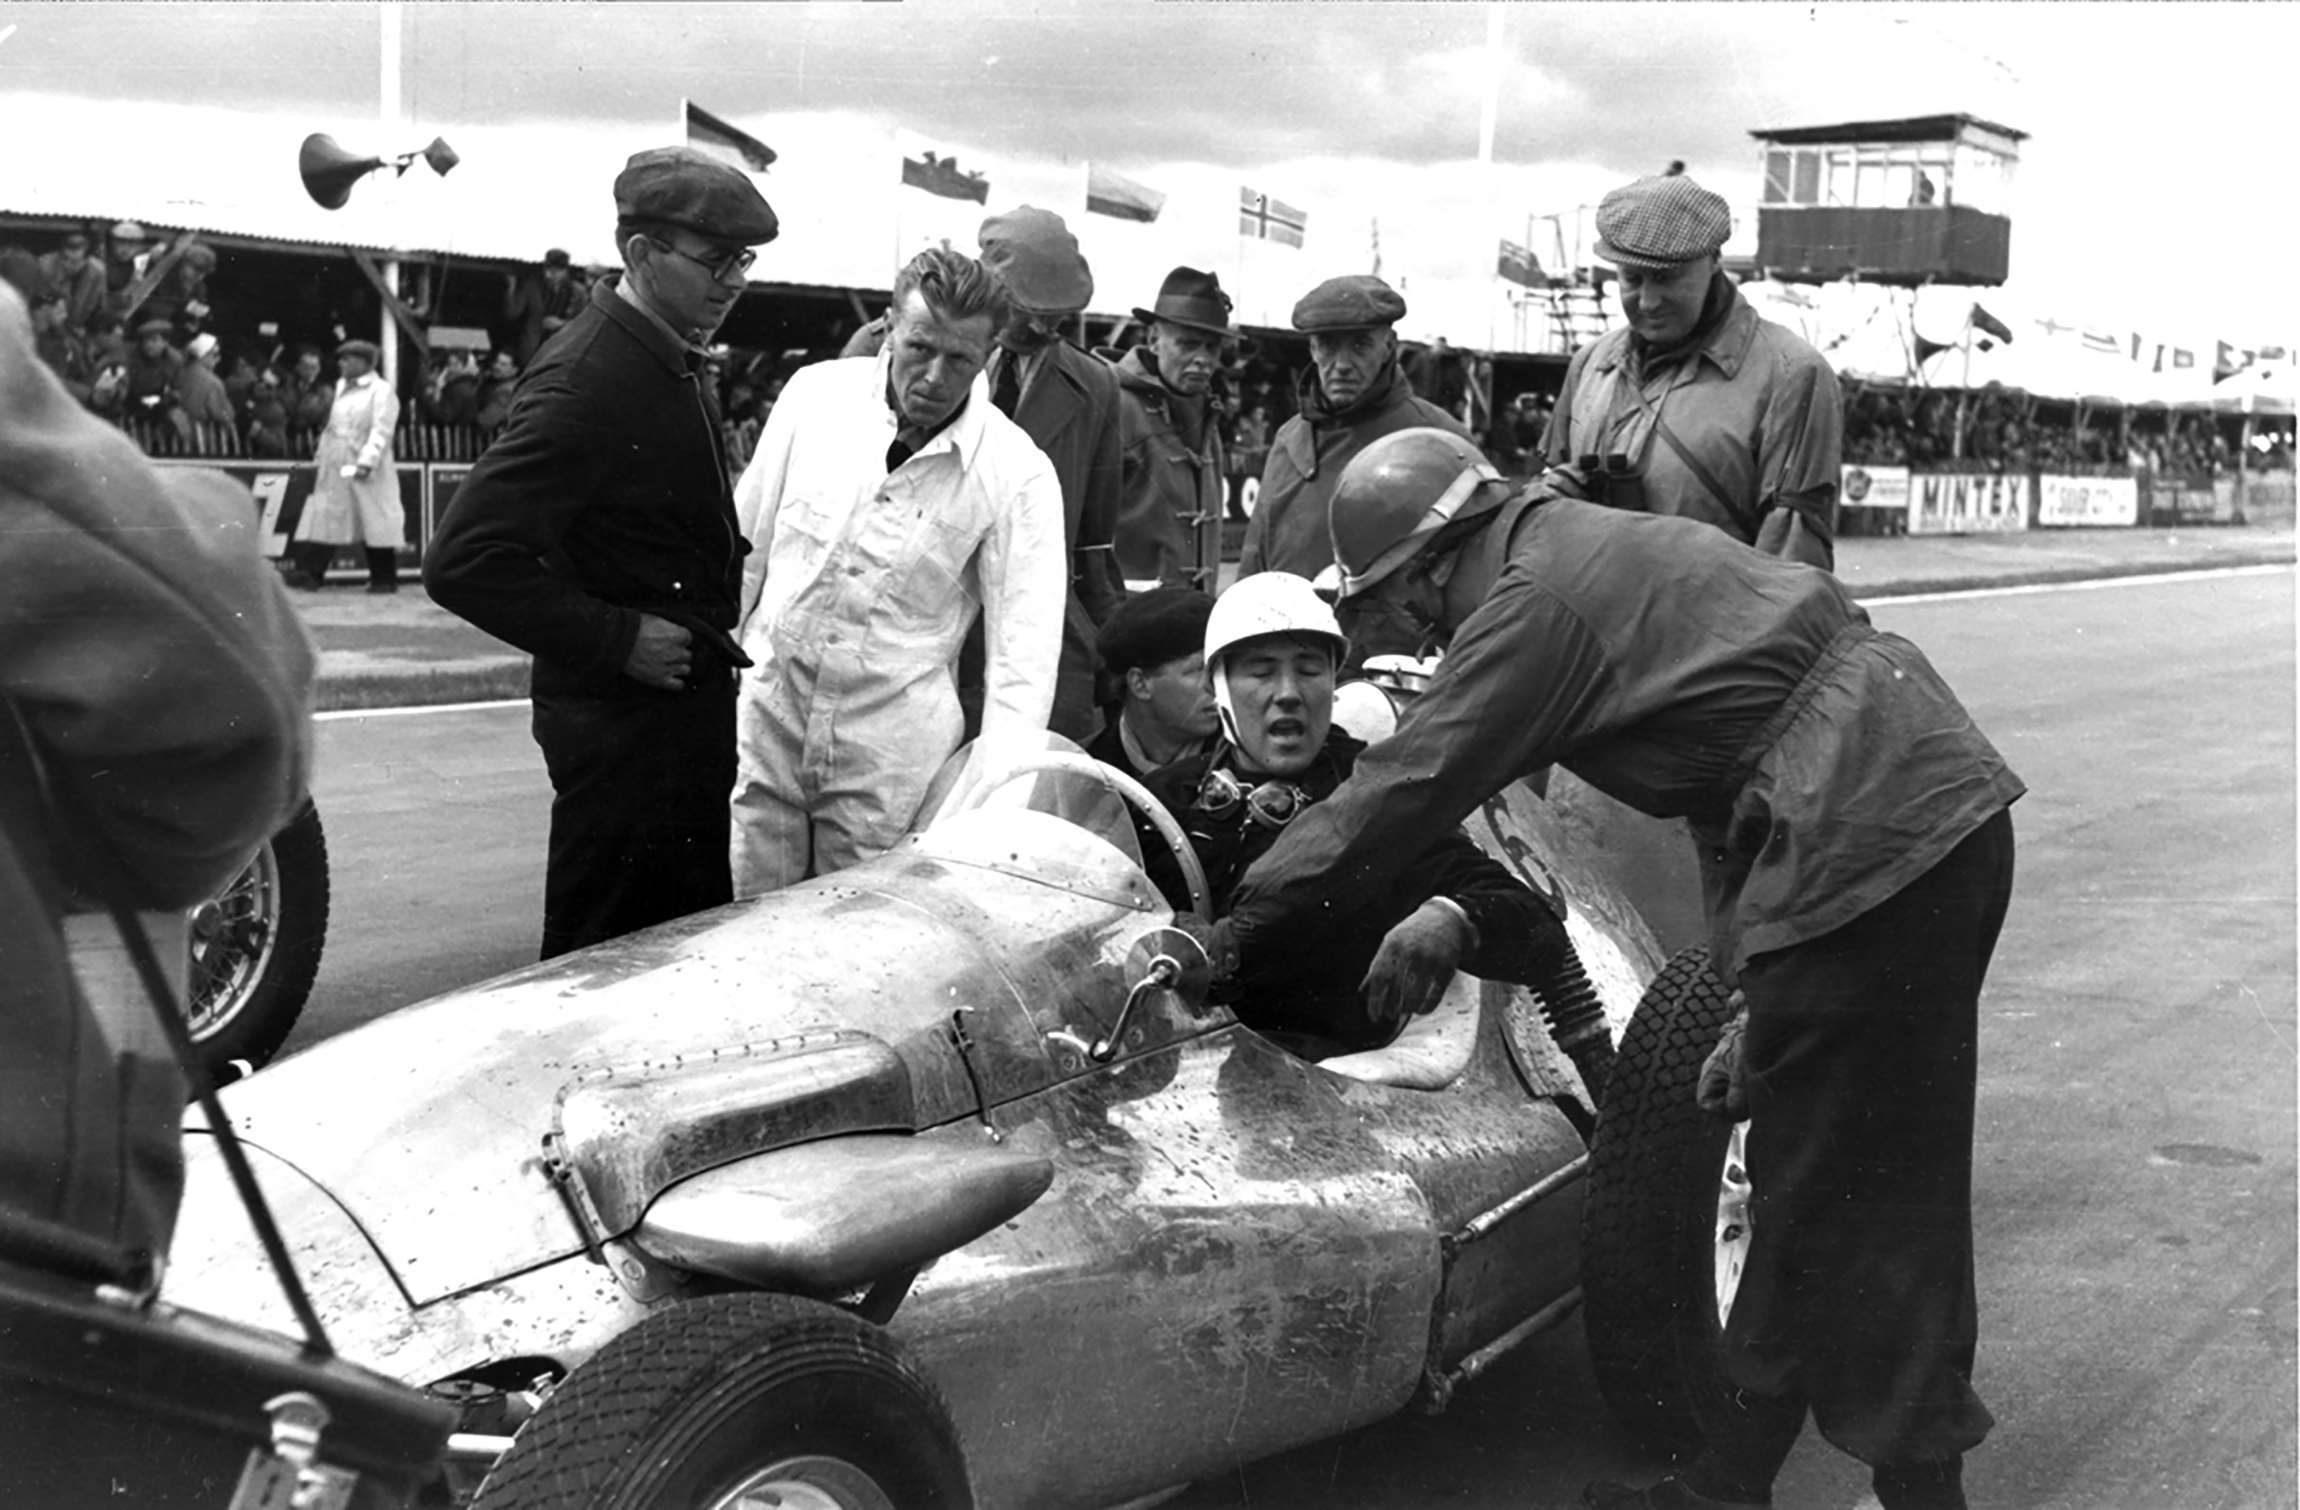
[164,766,1663,1509]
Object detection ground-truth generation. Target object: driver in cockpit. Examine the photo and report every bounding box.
[1125,572,1567,1058]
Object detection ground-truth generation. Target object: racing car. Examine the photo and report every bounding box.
[162,745,1745,1509]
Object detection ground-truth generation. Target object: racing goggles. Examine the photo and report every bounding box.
[1193,768,1313,831]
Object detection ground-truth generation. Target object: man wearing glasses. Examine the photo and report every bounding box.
[426,146,777,959]
[1134,572,1562,1058]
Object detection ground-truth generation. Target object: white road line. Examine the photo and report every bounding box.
[317,697,526,723]
[321,562,2291,721]
[1861,562,2288,607]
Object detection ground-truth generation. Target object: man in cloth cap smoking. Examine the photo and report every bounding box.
[1238,273,1469,580]
[1543,170,1842,569]
[427,146,779,959]
[973,206,1125,743]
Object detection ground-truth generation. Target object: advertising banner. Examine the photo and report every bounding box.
[1910,471,2030,535]
[1840,464,1911,512]
[2144,474,2237,526]
[2035,474,2140,528]
[154,459,426,560]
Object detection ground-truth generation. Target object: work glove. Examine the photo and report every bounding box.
[1362,898,1475,1029]
[1696,1000,1750,1121]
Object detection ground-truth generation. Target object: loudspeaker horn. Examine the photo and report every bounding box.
[299,132,386,210]
[298,131,461,210]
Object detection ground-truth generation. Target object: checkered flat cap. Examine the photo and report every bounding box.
[1594,174,1732,270]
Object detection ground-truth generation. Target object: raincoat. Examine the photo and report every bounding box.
[730,350,1066,894]
[1545,277,1842,569]
[1237,358,1467,579]
[1227,494,2023,984]
[301,369,401,547]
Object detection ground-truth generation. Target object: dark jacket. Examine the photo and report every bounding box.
[1108,346,1224,592]
[424,280,744,701]
[1,285,312,1271]
[1228,494,2024,986]
[1146,730,1551,1050]
[1238,359,1468,579]
[1000,340,1125,741]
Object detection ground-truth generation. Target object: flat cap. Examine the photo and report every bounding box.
[134,316,173,336]
[1594,173,1732,271]
[979,206,1092,313]
[336,338,380,361]
[614,146,780,245]
[1098,587,1216,675]
[1292,274,1406,332]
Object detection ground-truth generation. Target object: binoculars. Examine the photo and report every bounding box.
[1577,453,1649,512]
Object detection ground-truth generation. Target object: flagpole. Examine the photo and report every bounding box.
[1478,3,1503,354]
[378,0,402,389]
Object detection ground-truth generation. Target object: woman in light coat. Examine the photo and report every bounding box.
[289,339,403,592]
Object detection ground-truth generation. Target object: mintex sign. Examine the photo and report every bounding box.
[1910,471,2030,535]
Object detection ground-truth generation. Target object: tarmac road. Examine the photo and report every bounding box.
[289,566,2296,1510]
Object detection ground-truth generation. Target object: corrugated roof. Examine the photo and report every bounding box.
[1748,113,2028,147]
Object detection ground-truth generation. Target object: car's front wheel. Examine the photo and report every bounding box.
[473,1294,973,1510]
[1579,946,1745,1461]
[185,799,329,1078]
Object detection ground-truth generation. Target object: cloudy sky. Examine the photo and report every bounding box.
[6,1,2295,351]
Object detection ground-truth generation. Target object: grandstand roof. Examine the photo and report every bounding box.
[1748,113,2028,147]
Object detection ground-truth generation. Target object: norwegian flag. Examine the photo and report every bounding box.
[1239,187,1306,248]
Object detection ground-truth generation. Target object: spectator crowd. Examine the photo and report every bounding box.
[1,221,2278,495]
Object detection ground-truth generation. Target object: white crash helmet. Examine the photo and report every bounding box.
[1203,571,1348,670]
[1203,572,1348,746]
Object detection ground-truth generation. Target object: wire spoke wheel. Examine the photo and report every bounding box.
[180,800,329,1077]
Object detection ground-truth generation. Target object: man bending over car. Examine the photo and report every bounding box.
[1124,572,1566,1058]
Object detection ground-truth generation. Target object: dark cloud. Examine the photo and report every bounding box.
[0,1,1780,182]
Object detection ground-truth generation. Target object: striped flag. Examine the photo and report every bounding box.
[1086,164,1164,223]
[1239,187,1306,248]
[684,100,775,172]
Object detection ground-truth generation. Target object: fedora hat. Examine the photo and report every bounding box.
[1134,266,1233,337]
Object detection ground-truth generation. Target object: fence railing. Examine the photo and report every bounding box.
[112,415,494,464]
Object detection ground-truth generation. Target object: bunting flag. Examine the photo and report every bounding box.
[1239,187,1306,247]
[684,100,775,173]
[2259,344,2289,362]
[1912,333,1954,367]
[1371,218,1382,278]
[2214,339,2256,383]
[1086,163,1164,223]
[1970,304,2014,345]
[902,150,990,204]
[1496,239,1545,288]
[2172,348,2195,369]
[2079,328,2122,355]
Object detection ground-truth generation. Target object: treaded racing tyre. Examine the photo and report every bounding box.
[473,1294,974,1510]
[184,798,329,1079]
[1580,946,1742,1461]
